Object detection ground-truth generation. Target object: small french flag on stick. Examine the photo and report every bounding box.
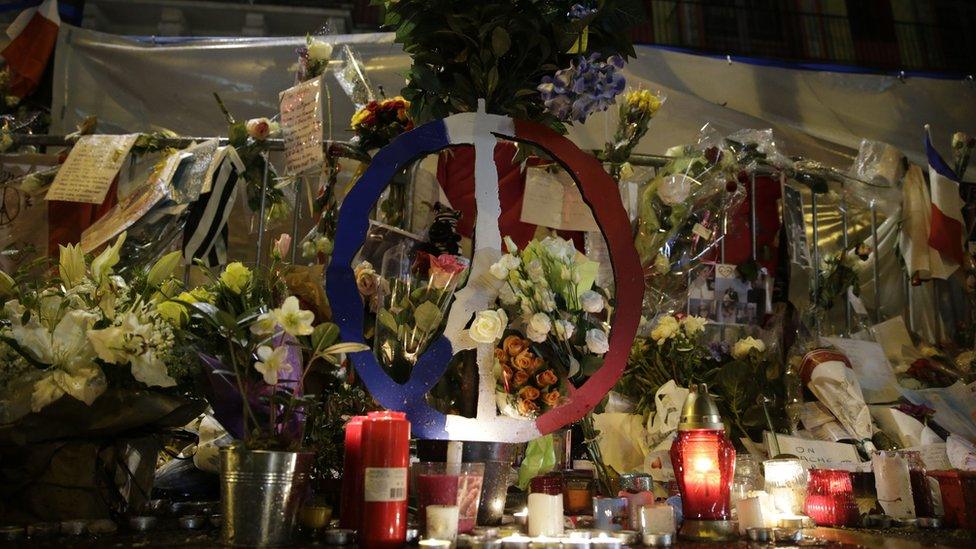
[924,125,966,274]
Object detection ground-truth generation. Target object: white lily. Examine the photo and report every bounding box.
[31,364,107,412]
[58,243,86,288]
[272,296,315,337]
[146,250,183,287]
[91,232,126,284]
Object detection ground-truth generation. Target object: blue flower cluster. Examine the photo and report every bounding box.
[568,3,598,19]
[537,53,626,124]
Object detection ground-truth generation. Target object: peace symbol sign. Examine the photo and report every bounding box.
[326,106,642,442]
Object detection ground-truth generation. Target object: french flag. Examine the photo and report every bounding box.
[925,125,966,272]
[2,0,61,98]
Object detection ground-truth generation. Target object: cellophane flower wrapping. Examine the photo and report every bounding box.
[634,134,746,315]
[486,236,612,418]
[367,242,470,383]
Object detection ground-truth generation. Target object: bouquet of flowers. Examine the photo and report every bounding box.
[615,313,709,417]
[600,88,665,181]
[470,236,612,418]
[350,96,415,150]
[167,251,366,449]
[0,233,192,424]
[633,137,746,313]
[362,243,469,383]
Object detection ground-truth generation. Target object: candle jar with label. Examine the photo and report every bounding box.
[562,470,594,516]
[528,474,564,537]
[360,411,410,548]
[412,462,486,536]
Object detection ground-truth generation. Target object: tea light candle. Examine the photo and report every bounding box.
[500,534,531,549]
[427,504,460,541]
[527,493,563,537]
[420,540,452,548]
[639,503,676,535]
[763,458,807,515]
[590,533,622,549]
[513,508,528,529]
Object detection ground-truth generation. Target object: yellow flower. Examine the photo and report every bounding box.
[91,232,127,284]
[58,242,86,288]
[625,89,662,116]
[156,301,188,326]
[350,107,370,128]
[146,251,183,287]
[220,262,252,294]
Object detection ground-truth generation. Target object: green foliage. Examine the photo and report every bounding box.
[377,0,645,131]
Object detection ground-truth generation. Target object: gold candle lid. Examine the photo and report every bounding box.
[678,383,725,430]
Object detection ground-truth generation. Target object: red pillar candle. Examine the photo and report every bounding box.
[340,415,367,530]
[670,384,736,541]
[360,411,410,548]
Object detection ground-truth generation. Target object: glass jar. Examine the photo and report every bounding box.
[894,450,933,518]
[803,469,858,527]
[562,471,594,516]
[762,458,807,516]
[730,454,762,512]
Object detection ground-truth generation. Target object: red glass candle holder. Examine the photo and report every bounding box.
[894,450,934,518]
[803,469,858,527]
[958,472,976,530]
[670,429,735,521]
[928,470,965,528]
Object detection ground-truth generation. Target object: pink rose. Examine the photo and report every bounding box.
[428,254,468,289]
[273,233,292,259]
[246,117,271,140]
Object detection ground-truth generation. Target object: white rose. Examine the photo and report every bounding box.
[650,315,679,344]
[498,283,519,305]
[528,313,552,336]
[489,259,511,280]
[526,260,544,281]
[580,290,604,313]
[541,236,576,263]
[469,309,508,343]
[526,325,548,343]
[732,336,766,360]
[554,319,575,340]
[585,328,610,355]
[658,174,693,206]
[307,38,334,62]
[680,315,708,336]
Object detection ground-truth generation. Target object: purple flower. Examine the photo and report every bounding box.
[537,53,626,124]
[708,341,730,362]
[894,402,936,423]
[568,4,598,20]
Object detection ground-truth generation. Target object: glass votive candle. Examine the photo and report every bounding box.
[562,470,594,516]
[804,469,858,527]
[413,462,486,536]
[849,470,879,516]
[894,450,934,518]
[639,503,676,535]
[592,496,628,531]
[928,470,964,528]
[763,458,807,515]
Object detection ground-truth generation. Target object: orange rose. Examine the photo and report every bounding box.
[531,357,545,372]
[513,370,530,387]
[503,335,528,357]
[519,386,541,401]
[543,390,561,407]
[535,370,558,388]
[513,350,536,370]
[494,348,509,364]
[517,398,540,416]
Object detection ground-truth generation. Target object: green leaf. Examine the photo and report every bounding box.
[377,309,399,333]
[322,342,370,355]
[517,434,556,490]
[311,322,340,353]
[491,27,511,57]
[414,301,443,333]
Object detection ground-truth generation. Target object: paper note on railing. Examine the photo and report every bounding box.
[520,167,599,232]
[765,432,862,471]
[45,134,139,204]
[279,76,324,175]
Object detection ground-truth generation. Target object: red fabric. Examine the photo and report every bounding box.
[712,173,782,275]
[928,203,965,266]
[47,179,119,256]
[1,12,58,97]
[435,142,583,250]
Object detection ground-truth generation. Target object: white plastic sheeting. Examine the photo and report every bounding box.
[52,26,976,171]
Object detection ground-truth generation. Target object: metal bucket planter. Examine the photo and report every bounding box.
[220,447,314,547]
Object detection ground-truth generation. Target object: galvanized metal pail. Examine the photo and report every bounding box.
[220,447,314,547]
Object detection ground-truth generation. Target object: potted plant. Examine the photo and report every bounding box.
[0,233,204,521]
[168,239,367,546]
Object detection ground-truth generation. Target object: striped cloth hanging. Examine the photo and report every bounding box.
[182,146,244,267]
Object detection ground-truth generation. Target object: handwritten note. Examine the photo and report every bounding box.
[823,337,901,404]
[279,76,324,175]
[520,167,599,231]
[80,151,185,253]
[906,443,950,471]
[45,134,138,204]
[765,432,862,471]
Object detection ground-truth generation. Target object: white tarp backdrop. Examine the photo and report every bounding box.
[53,25,976,171]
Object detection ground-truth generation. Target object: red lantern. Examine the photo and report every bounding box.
[803,469,858,527]
[670,384,736,541]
